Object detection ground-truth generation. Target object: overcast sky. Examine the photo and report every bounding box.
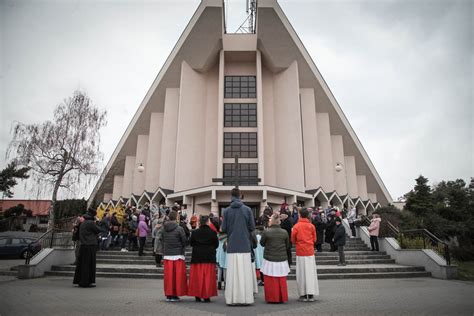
[0,0,472,201]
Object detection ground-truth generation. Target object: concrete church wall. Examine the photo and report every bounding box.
[272,61,304,192]
[300,88,321,189]
[132,135,148,194]
[331,135,347,195]
[159,88,180,190]
[316,113,335,192]
[203,65,219,186]
[174,61,208,192]
[145,113,164,192]
[344,156,358,198]
[262,66,276,187]
[112,175,124,200]
[122,156,136,197]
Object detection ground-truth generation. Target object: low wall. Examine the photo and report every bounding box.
[356,226,457,279]
[17,248,75,279]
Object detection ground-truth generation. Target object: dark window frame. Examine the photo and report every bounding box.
[224,103,257,127]
[223,163,259,186]
[224,76,257,99]
[223,132,258,158]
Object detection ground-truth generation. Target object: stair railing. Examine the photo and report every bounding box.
[360,216,451,265]
[25,228,74,265]
[398,228,451,265]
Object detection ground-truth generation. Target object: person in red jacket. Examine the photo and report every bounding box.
[291,207,319,302]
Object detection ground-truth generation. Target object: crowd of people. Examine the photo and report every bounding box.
[72,189,382,304]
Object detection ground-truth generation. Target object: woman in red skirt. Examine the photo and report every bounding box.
[260,214,291,303]
[188,215,219,302]
[162,211,188,302]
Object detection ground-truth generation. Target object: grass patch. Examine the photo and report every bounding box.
[455,261,474,281]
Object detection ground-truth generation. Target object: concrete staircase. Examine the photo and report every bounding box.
[45,236,431,279]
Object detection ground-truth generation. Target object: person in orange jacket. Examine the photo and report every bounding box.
[291,207,320,302]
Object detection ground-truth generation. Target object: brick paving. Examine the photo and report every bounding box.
[0,276,473,316]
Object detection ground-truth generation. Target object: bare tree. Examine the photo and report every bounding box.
[7,90,107,230]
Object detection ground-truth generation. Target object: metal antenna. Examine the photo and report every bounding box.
[236,0,256,33]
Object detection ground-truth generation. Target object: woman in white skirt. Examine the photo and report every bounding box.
[259,214,290,303]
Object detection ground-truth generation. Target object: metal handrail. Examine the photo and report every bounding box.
[400,229,451,265]
[25,228,73,265]
[397,228,451,265]
[362,217,451,265]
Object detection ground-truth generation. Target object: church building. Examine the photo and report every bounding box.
[89,0,392,217]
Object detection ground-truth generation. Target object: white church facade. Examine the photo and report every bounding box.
[89,0,392,216]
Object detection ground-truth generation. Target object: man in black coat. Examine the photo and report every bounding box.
[73,208,100,288]
[333,217,346,266]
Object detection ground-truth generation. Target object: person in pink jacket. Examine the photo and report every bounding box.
[368,214,381,251]
[138,214,150,256]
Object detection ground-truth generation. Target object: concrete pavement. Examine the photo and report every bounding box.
[0,276,473,316]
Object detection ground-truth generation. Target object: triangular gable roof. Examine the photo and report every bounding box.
[106,200,116,209]
[151,187,171,202]
[365,200,375,212]
[327,191,343,206]
[256,0,392,205]
[352,197,365,209]
[137,191,152,205]
[88,0,223,206]
[307,187,328,202]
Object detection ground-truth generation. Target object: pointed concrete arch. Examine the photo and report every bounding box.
[352,197,366,216]
[137,191,152,206]
[365,200,375,216]
[340,195,351,210]
[106,200,116,210]
[327,191,343,208]
[308,187,329,208]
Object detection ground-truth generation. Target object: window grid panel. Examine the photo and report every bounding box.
[224,76,257,99]
[223,163,259,186]
[223,132,258,158]
[224,103,257,127]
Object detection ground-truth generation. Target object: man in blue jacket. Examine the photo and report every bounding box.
[221,188,256,305]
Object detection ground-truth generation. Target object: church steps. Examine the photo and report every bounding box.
[47,264,430,279]
[51,264,426,274]
[95,258,396,265]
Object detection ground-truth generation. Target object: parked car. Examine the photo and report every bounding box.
[0,236,42,259]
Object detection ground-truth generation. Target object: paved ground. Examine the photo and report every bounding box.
[0,276,473,316]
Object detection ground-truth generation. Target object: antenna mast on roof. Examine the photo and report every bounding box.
[236,0,256,33]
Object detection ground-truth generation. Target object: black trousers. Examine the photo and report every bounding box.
[349,222,356,237]
[155,253,162,264]
[337,245,345,264]
[370,236,379,251]
[139,237,146,255]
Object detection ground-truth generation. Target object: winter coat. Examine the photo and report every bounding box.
[260,224,290,262]
[79,215,100,245]
[325,217,336,242]
[98,217,110,238]
[190,225,218,264]
[368,217,382,236]
[162,221,187,256]
[154,227,164,254]
[312,216,326,246]
[333,223,346,247]
[347,208,357,224]
[291,218,316,256]
[221,197,256,253]
[216,233,228,269]
[138,214,149,237]
[280,216,293,241]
